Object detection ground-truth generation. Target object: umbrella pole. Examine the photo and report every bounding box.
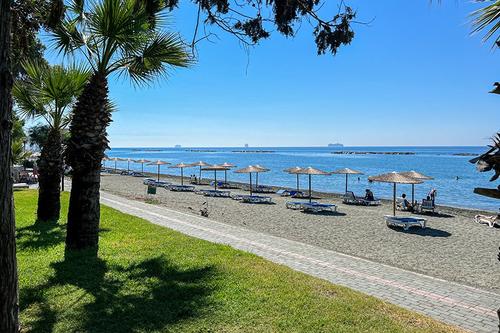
[142,163,144,173]
[296,174,299,191]
[249,173,253,195]
[393,182,396,216]
[345,174,348,193]
[225,170,227,183]
[412,184,415,205]
[214,171,217,191]
[199,166,202,184]
[256,173,259,187]
[157,165,160,182]
[114,160,117,172]
[181,167,184,186]
[127,160,130,173]
[309,174,312,203]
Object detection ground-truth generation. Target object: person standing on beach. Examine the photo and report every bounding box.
[428,189,437,206]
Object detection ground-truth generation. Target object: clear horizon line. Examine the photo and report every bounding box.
[108,144,484,149]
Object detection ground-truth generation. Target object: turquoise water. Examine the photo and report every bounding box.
[106,146,499,211]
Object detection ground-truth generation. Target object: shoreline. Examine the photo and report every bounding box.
[112,169,497,215]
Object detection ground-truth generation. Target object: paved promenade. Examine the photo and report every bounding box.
[101,191,499,333]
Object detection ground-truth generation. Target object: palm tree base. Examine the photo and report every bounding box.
[65,73,110,253]
[37,127,62,221]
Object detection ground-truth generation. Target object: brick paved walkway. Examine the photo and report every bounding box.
[101,191,499,333]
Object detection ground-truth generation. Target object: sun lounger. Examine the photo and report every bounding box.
[237,195,272,204]
[143,178,155,185]
[252,185,276,194]
[384,215,427,230]
[300,202,337,213]
[169,184,196,192]
[201,190,231,198]
[342,191,381,206]
[474,214,500,228]
[286,201,317,210]
[419,199,435,213]
[278,189,306,197]
[130,171,145,177]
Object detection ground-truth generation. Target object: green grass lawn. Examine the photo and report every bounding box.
[15,190,462,333]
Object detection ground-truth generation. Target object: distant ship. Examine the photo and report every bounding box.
[328,143,344,147]
[174,144,181,148]
[244,144,249,148]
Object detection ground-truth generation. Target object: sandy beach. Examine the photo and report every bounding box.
[100,173,500,294]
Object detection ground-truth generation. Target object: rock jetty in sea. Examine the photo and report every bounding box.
[331,151,415,155]
[232,150,275,153]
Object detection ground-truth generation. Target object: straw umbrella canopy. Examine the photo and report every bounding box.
[220,162,236,183]
[133,159,150,173]
[189,161,211,184]
[297,167,330,202]
[283,167,303,191]
[202,165,230,190]
[234,165,270,195]
[331,168,364,193]
[253,164,270,187]
[398,171,434,204]
[109,157,126,172]
[169,162,191,185]
[147,160,171,181]
[368,172,423,216]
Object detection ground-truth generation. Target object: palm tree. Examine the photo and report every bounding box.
[51,0,191,252]
[13,60,89,221]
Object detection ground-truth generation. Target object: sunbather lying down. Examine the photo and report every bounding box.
[474,214,500,228]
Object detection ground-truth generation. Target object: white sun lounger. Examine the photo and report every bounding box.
[285,201,317,210]
[301,202,337,213]
[474,214,500,228]
[236,195,272,204]
[169,185,195,192]
[384,215,427,230]
[201,190,231,198]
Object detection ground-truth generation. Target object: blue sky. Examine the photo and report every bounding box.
[44,0,499,147]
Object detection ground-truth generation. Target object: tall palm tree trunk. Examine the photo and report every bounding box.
[66,73,111,253]
[37,127,63,221]
[0,0,19,330]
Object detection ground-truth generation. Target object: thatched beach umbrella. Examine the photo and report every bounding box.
[134,159,150,173]
[169,162,191,185]
[283,167,303,191]
[297,167,330,202]
[147,160,171,181]
[234,165,270,195]
[220,162,236,183]
[109,157,126,172]
[189,161,211,184]
[398,171,433,204]
[368,172,423,216]
[253,164,270,187]
[202,165,230,190]
[331,168,364,193]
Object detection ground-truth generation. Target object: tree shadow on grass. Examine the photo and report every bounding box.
[21,250,217,333]
[16,219,66,250]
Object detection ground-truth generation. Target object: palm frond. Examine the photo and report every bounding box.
[471,0,500,46]
[116,32,192,85]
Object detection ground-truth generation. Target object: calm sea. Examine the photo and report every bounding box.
[106,146,499,212]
